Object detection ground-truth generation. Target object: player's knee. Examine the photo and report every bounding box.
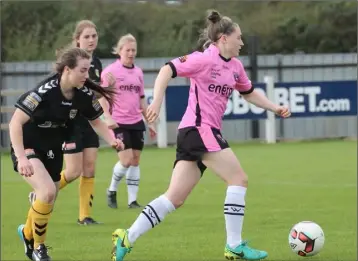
[130,157,140,166]
[120,157,132,168]
[65,166,83,182]
[37,184,57,203]
[170,198,185,209]
[164,193,185,209]
[227,170,248,187]
[82,161,95,178]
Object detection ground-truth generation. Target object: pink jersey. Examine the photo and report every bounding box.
[168,44,253,130]
[101,59,145,124]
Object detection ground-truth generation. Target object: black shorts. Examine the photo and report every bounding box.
[173,126,229,175]
[63,124,99,154]
[11,146,63,182]
[113,128,144,151]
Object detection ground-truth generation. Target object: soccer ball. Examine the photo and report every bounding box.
[288,221,325,257]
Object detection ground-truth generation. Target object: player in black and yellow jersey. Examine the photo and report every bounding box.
[11,47,124,261]
[28,20,116,225]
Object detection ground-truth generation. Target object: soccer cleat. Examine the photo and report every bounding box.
[111,228,132,261]
[28,191,36,205]
[224,241,268,260]
[128,201,141,209]
[107,190,118,209]
[77,217,102,225]
[32,244,51,261]
[17,224,34,260]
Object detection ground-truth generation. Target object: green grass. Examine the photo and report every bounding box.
[1,140,357,261]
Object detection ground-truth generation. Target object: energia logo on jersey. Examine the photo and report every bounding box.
[208,84,234,98]
[38,80,57,94]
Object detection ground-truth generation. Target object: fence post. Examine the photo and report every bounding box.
[248,35,259,140]
[276,53,284,140]
[264,75,276,143]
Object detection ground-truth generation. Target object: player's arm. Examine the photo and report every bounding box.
[81,96,123,150]
[138,71,149,119]
[98,97,112,119]
[10,90,43,159]
[153,53,207,105]
[234,60,290,117]
[147,53,207,123]
[9,89,44,176]
[242,89,278,112]
[89,118,119,146]
[151,64,173,106]
[9,109,30,160]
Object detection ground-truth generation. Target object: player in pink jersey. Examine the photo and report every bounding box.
[99,34,156,209]
[111,10,291,261]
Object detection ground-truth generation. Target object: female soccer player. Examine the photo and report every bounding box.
[28,20,113,225]
[99,34,156,209]
[12,47,124,261]
[111,10,291,261]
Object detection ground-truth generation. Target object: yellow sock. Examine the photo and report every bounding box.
[79,177,94,221]
[59,170,69,190]
[32,199,53,249]
[23,208,33,240]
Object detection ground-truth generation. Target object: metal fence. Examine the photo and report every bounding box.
[1,52,357,148]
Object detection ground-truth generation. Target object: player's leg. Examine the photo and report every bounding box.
[126,149,141,208]
[20,151,60,261]
[60,129,85,190]
[27,140,83,205]
[78,127,101,224]
[202,146,268,260]
[112,160,201,261]
[11,148,36,260]
[126,130,145,208]
[107,128,132,209]
[62,152,83,185]
[78,147,100,224]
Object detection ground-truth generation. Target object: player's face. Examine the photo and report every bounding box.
[224,26,244,57]
[77,27,98,53]
[119,41,137,65]
[66,57,91,87]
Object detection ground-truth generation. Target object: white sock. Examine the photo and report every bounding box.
[224,186,247,248]
[108,161,128,192]
[126,166,140,204]
[127,195,175,244]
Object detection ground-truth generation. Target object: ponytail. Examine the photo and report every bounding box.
[85,79,117,109]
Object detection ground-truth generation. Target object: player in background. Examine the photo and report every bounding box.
[11,47,124,261]
[99,34,156,209]
[111,10,291,261]
[28,20,115,225]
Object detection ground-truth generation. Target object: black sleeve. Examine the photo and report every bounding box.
[14,75,58,116]
[78,88,104,121]
[98,59,103,77]
[14,90,44,117]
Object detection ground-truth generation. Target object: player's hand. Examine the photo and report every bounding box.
[148,123,157,139]
[146,101,161,123]
[105,72,116,87]
[18,156,34,177]
[105,117,119,129]
[111,138,124,151]
[275,106,291,118]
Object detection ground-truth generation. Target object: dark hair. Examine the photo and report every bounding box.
[198,10,238,50]
[55,47,116,108]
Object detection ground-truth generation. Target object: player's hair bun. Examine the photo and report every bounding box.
[207,10,221,24]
